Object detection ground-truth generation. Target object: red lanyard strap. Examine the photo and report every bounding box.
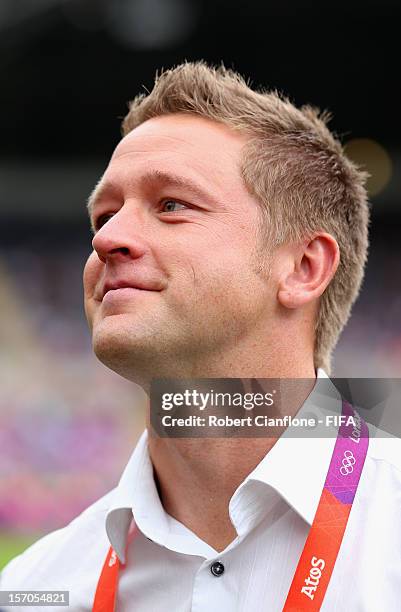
[283,400,369,610]
[92,547,121,612]
[93,400,369,612]
[93,522,138,612]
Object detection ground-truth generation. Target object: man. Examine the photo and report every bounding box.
[1,61,400,611]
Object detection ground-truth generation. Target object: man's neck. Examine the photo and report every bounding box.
[147,364,316,552]
[149,435,284,551]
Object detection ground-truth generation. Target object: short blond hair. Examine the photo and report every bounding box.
[121,61,369,374]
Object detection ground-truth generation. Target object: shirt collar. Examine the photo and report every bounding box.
[229,369,342,534]
[106,368,342,561]
[105,429,157,563]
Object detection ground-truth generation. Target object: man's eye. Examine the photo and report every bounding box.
[160,200,188,213]
[94,213,114,230]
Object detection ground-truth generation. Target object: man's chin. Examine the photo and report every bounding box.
[91,321,166,388]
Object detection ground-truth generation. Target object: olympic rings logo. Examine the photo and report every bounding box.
[340,450,356,475]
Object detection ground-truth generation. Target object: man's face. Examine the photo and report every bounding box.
[83,114,276,385]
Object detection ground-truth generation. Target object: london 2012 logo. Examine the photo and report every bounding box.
[340,450,356,475]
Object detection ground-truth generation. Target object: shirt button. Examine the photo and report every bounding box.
[210,561,225,577]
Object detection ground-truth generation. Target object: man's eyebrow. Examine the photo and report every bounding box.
[86,169,214,217]
[142,168,216,203]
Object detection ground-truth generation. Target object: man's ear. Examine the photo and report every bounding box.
[277,233,340,309]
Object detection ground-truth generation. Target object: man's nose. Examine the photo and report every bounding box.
[91,206,148,265]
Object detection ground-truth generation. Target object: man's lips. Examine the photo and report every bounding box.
[100,279,163,301]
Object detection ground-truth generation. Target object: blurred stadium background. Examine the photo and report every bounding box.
[0,0,400,568]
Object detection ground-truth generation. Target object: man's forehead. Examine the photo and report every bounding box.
[102,115,246,194]
[112,113,247,159]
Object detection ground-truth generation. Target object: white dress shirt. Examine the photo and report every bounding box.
[1,369,401,611]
